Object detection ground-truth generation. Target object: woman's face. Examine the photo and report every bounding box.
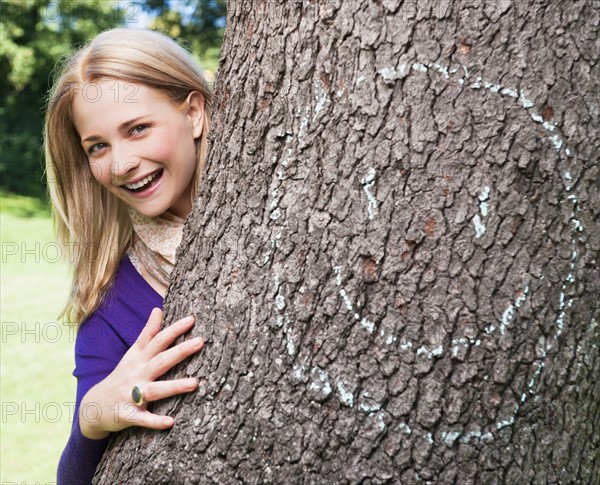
[72,79,204,219]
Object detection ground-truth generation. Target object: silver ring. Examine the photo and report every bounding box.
[132,385,145,406]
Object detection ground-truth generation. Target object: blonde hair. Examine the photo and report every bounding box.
[44,28,212,326]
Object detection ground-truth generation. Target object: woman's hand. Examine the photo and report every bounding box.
[78,308,204,439]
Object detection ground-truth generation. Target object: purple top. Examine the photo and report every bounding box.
[57,254,163,485]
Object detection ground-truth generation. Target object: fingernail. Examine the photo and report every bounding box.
[163,417,174,426]
[192,336,203,346]
[182,316,194,324]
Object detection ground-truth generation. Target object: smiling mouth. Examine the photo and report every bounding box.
[124,169,163,193]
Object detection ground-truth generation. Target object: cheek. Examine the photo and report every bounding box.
[147,129,197,166]
[87,159,112,186]
[144,130,181,160]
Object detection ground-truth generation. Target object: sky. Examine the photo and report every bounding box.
[113,1,226,30]
[113,0,154,29]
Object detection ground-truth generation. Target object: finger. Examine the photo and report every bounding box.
[135,308,164,349]
[126,408,176,430]
[143,314,196,358]
[148,337,204,379]
[138,378,199,403]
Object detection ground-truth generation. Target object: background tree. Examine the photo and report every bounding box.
[144,0,226,71]
[1,0,225,200]
[96,0,599,482]
[1,0,125,198]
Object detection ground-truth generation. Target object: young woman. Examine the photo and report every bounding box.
[44,28,212,484]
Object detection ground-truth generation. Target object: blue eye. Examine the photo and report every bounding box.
[88,143,107,155]
[131,124,148,135]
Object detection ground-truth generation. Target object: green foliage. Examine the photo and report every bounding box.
[0,0,128,199]
[1,0,225,201]
[0,189,50,217]
[143,0,225,77]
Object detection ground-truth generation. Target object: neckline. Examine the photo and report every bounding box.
[123,253,164,301]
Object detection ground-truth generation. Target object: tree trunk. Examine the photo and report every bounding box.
[95,0,600,483]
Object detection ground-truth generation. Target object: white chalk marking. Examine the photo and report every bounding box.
[360,318,375,333]
[472,214,486,238]
[473,186,491,238]
[337,381,354,407]
[499,286,529,336]
[361,167,378,220]
[412,63,429,73]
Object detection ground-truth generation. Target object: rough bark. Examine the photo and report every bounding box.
[95,0,599,483]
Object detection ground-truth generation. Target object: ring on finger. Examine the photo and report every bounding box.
[132,385,145,406]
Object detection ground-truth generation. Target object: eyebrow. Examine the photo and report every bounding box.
[81,116,150,143]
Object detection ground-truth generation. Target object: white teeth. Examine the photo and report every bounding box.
[125,170,160,190]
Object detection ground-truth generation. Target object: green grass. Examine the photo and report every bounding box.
[1,192,74,483]
[0,189,51,218]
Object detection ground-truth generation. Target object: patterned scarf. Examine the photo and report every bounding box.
[127,206,185,290]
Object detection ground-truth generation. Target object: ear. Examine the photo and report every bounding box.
[184,91,205,139]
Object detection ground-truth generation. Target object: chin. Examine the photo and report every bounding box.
[134,205,167,218]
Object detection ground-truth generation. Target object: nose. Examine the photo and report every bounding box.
[110,161,138,177]
[110,144,140,182]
